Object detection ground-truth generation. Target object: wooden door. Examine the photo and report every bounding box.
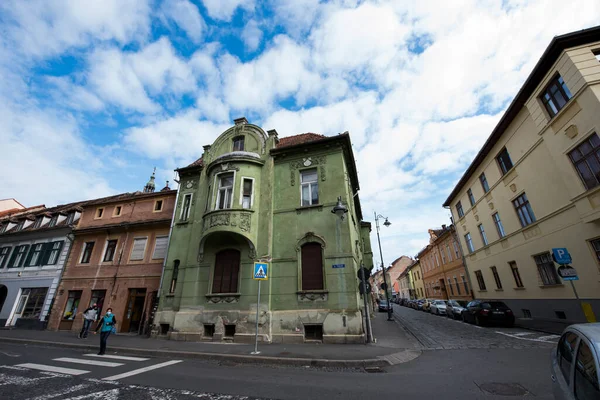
[121,289,146,333]
[212,250,240,294]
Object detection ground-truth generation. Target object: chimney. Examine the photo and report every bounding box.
[234,117,248,125]
[442,224,447,230]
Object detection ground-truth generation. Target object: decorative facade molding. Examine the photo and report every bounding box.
[206,295,240,304]
[289,156,327,186]
[297,292,328,302]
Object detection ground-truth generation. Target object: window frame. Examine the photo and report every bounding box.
[478,224,489,246]
[26,243,45,267]
[129,237,148,261]
[467,189,475,206]
[456,201,464,218]
[300,168,319,207]
[558,331,579,385]
[496,147,514,175]
[479,173,490,193]
[80,241,95,264]
[62,290,82,321]
[232,136,245,152]
[509,261,524,288]
[48,215,58,227]
[540,74,572,118]
[215,172,235,210]
[95,208,104,219]
[513,193,536,228]
[493,212,506,238]
[568,133,600,191]
[154,199,164,212]
[464,233,474,254]
[490,266,502,289]
[534,252,560,286]
[474,270,486,291]
[113,205,123,217]
[8,245,30,268]
[170,260,180,293]
[103,239,118,262]
[300,242,325,291]
[151,235,169,260]
[180,193,193,221]
[461,274,469,293]
[574,336,600,398]
[0,246,12,268]
[240,177,255,209]
[211,249,241,294]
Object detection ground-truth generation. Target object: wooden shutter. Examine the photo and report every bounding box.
[212,249,240,293]
[7,246,19,268]
[17,245,30,268]
[301,243,324,290]
[130,238,147,260]
[152,236,169,259]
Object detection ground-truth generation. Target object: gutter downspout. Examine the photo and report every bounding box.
[444,206,476,299]
[157,175,181,299]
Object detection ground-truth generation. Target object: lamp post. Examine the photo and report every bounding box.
[374,212,393,321]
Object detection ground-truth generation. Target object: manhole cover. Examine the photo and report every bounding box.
[364,367,385,373]
[477,382,529,396]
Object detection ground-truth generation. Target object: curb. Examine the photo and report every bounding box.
[0,337,391,368]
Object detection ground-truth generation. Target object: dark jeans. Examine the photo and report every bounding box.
[99,331,111,354]
[79,319,93,338]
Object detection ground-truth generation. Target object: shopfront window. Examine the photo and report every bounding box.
[20,288,48,319]
[63,290,82,320]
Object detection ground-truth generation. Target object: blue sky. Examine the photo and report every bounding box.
[1,0,600,263]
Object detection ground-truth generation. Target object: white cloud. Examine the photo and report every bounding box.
[86,38,195,113]
[45,76,105,112]
[242,20,263,52]
[161,0,205,43]
[201,0,255,21]
[1,0,151,58]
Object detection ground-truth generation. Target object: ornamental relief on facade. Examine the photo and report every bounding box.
[203,212,252,233]
[289,156,327,186]
[207,296,240,304]
[297,292,328,302]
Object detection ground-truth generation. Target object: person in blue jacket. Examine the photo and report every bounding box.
[93,308,117,355]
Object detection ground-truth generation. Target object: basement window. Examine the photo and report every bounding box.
[160,324,170,335]
[555,311,567,320]
[304,324,323,341]
[224,324,236,338]
[522,309,532,319]
[203,324,215,338]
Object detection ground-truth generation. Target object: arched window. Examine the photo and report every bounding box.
[169,260,180,293]
[212,249,240,294]
[301,243,323,290]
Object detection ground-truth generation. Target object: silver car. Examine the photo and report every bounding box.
[551,323,600,400]
[430,300,447,315]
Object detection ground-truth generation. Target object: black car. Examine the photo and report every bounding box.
[461,300,515,327]
[378,300,393,313]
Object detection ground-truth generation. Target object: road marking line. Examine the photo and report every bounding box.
[16,363,90,375]
[84,354,149,361]
[511,332,535,336]
[53,357,124,367]
[28,383,91,400]
[495,331,557,343]
[102,360,183,381]
[537,335,560,341]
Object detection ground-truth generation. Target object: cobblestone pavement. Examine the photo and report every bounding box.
[391,304,559,350]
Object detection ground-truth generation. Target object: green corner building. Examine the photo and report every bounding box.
[155,118,374,344]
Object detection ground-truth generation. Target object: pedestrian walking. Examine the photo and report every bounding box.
[78,303,98,339]
[93,308,117,355]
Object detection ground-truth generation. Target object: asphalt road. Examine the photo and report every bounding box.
[0,306,558,399]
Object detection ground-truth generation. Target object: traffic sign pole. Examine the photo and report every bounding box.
[252,279,261,355]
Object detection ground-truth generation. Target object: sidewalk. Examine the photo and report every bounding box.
[0,313,420,368]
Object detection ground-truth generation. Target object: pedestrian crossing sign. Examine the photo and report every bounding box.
[253,262,268,280]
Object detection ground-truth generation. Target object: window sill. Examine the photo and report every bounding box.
[205,292,241,297]
[176,221,189,225]
[513,287,526,290]
[539,284,564,289]
[494,289,504,292]
[295,204,323,212]
[477,290,487,292]
[165,294,175,298]
[297,290,328,295]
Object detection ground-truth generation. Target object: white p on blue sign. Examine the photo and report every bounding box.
[552,248,572,265]
[253,262,268,280]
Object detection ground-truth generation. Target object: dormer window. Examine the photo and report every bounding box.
[0,224,6,233]
[15,221,24,231]
[95,208,104,219]
[232,136,245,152]
[33,216,43,228]
[66,212,75,225]
[49,215,58,227]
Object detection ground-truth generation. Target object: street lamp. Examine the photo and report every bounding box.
[374,212,393,321]
[331,196,348,220]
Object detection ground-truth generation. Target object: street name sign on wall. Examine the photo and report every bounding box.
[332,264,345,269]
[552,248,572,264]
[253,263,268,280]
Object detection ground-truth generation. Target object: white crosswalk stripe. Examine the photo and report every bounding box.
[15,363,90,376]
[53,357,124,367]
[83,354,149,361]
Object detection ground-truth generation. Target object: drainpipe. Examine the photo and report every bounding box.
[157,174,181,299]
[444,206,475,299]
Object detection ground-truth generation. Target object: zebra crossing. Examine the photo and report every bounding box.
[12,353,182,381]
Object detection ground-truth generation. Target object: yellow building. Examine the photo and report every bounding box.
[443,26,600,332]
[408,259,425,299]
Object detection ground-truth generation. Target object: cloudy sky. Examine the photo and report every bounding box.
[1,0,600,264]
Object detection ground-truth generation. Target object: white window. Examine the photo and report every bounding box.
[241,178,253,209]
[47,241,63,265]
[453,241,460,258]
[446,244,452,262]
[435,253,440,267]
[216,173,234,210]
[232,136,245,152]
[28,243,45,266]
[130,238,148,261]
[478,224,488,246]
[181,194,192,221]
[301,169,319,206]
[464,233,474,253]
[152,236,169,259]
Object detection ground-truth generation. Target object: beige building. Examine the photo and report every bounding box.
[444,26,600,332]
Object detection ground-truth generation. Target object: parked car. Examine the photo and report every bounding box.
[416,299,426,310]
[551,323,600,400]
[446,300,469,320]
[430,300,448,315]
[378,300,393,313]
[461,300,515,327]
